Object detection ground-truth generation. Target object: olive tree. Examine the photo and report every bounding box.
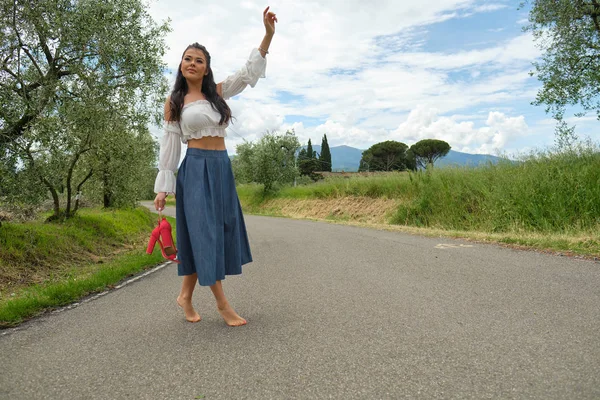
[233,130,300,193]
[0,0,169,218]
[519,1,600,146]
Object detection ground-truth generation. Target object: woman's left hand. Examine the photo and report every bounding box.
[263,6,277,35]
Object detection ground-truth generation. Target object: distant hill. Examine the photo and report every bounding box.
[231,144,504,172]
[301,145,503,172]
[436,150,503,167]
[303,145,363,171]
[307,145,365,172]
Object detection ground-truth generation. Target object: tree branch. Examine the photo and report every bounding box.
[2,45,19,67]
[1,65,20,81]
[11,10,45,78]
[0,87,55,145]
[57,70,74,78]
[32,21,54,66]
[74,168,94,213]
[65,133,94,216]
[78,169,94,190]
[1,66,75,143]
[19,45,44,77]
[0,113,36,145]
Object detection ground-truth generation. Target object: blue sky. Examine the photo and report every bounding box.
[148,0,598,156]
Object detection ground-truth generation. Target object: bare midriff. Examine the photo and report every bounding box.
[187,136,226,150]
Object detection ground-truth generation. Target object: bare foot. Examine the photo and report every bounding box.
[177,296,201,323]
[217,303,247,327]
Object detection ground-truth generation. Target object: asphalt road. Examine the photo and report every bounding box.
[1,203,599,399]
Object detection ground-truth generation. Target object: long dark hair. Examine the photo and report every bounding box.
[169,43,232,125]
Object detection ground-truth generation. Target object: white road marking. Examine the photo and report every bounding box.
[435,243,474,249]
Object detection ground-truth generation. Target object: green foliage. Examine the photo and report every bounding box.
[299,157,320,177]
[519,1,600,134]
[318,134,332,172]
[0,150,48,208]
[231,141,255,184]
[306,138,316,159]
[233,130,300,193]
[405,147,417,171]
[295,174,316,186]
[297,148,308,162]
[296,137,325,179]
[87,122,159,208]
[0,0,170,218]
[359,140,409,172]
[409,139,451,169]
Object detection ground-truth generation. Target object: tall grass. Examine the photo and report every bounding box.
[392,146,600,233]
[238,172,418,201]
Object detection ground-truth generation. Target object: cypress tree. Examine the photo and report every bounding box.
[319,134,332,172]
[307,139,315,159]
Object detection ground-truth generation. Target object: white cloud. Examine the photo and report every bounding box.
[474,4,508,12]
[390,105,529,153]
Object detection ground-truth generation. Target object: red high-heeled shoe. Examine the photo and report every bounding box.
[147,213,179,263]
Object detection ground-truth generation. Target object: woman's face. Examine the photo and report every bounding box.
[181,48,208,82]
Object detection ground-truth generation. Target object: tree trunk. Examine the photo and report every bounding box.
[74,169,93,213]
[49,183,60,217]
[65,138,91,217]
[103,193,110,208]
[66,179,72,217]
[103,170,111,208]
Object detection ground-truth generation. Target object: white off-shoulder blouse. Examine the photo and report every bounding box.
[154,48,267,194]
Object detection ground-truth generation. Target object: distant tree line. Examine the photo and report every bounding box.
[358,139,451,172]
[231,130,452,194]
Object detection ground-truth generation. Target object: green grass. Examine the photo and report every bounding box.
[237,172,416,201]
[0,207,173,328]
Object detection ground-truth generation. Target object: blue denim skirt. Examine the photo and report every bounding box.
[175,148,252,286]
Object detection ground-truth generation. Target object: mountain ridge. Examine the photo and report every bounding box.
[304,145,503,171]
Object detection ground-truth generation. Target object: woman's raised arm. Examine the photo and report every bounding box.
[217,6,277,99]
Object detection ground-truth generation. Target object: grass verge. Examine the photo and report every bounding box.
[0,207,173,328]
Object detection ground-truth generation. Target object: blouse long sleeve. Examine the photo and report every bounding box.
[221,48,267,100]
[154,122,182,194]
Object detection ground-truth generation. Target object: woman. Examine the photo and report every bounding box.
[153,6,277,326]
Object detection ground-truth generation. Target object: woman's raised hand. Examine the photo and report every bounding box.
[263,6,277,35]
